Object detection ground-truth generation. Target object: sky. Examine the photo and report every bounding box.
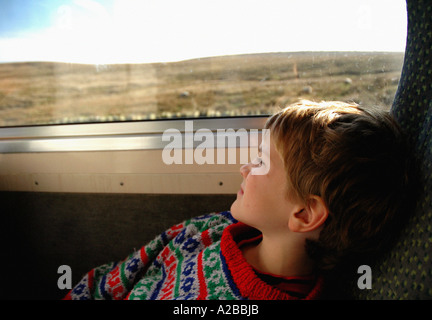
[0,0,408,64]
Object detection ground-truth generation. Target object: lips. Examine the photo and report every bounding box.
[239,184,244,195]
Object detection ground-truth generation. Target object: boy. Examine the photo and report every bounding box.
[65,100,414,300]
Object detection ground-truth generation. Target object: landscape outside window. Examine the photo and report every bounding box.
[0,0,407,127]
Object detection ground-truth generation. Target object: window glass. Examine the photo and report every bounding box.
[0,0,407,127]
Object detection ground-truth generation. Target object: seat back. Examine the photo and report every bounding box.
[358,0,432,299]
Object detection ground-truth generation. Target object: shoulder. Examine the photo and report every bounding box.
[186,211,237,230]
[173,211,237,245]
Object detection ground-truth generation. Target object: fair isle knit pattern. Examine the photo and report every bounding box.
[64,211,323,300]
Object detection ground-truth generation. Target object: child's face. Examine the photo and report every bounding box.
[231,137,304,234]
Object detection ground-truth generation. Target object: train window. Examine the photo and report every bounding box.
[0,0,407,127]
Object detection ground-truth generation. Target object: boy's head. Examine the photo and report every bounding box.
[265,100,415,271]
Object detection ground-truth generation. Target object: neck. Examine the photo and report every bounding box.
[241,231,315,278]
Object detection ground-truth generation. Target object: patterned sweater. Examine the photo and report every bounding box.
[64,211,324,300]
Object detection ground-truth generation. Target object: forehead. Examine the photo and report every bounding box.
[262,136,283,167]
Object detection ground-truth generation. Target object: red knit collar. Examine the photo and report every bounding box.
[220,222,324,300]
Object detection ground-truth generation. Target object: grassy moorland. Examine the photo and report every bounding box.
[0,52,404,127]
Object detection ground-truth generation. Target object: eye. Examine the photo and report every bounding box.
[252,156,264,167]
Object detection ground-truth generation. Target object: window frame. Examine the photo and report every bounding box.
[0,117,269,194]
[0,116,268,153]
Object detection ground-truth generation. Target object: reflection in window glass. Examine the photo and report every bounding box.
[0,0,407,127]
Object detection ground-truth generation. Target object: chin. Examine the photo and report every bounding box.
[230,201,237,216]
[230,200,241,221]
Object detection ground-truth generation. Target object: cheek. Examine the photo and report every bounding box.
[242,180,267,211]
[230,181,257,217]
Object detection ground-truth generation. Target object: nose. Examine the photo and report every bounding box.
[240,163,252,179]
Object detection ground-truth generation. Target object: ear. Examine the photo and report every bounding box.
[288,195,328,233]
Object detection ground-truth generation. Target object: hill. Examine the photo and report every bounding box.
[0,52,404,126]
